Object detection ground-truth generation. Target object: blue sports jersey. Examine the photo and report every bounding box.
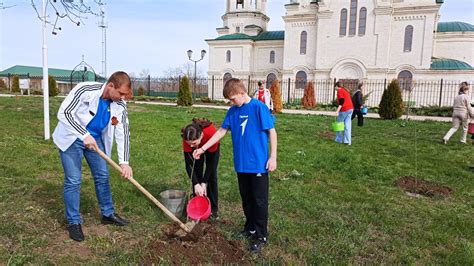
[86,97,111,138]
[222,98,274,173]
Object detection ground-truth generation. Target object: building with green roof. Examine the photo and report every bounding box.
[0,65,104,94]
[207,0,473,96]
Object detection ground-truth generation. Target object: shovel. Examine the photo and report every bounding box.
[94,147,195,235]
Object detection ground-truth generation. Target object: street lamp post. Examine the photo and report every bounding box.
[186,49,206,91]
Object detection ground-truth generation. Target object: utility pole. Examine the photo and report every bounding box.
[42,0,50,140]
[98,0,107,78]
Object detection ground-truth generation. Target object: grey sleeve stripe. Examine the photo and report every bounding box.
[63,84,102,135]
[121,110,130,162]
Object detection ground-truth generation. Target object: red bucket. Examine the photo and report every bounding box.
[468,122,474,135]
[187,196,211,221]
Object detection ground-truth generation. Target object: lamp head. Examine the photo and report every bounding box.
[187,50,193,59]
[200,49,207,59]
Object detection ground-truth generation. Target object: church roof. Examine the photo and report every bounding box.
[212,31,285,41]
[430,58,473,70]
[437,22,474,32]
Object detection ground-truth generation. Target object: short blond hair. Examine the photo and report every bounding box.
[223,78,247,99]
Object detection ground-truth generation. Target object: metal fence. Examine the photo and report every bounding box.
[3,72,471,108]
[131,76,472,108]
[131,76,209,98]
[0,73,106,94]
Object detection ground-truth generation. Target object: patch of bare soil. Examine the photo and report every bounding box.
[318,130,334,140]
[395,176,453,198]
[144,220,247,264]
[37,225,95,260]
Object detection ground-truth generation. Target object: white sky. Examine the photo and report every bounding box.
[0,0,473,77]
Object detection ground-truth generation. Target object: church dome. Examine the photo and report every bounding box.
[430,58,473,70]
[437,21,474,32]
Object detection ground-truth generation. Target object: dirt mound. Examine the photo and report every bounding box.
[318,130,334,140]
[144,221,246,264]
[395,176,453,198]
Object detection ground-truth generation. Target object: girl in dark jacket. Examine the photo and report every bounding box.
[182,118,220,219]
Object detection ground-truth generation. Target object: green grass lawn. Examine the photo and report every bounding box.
[0,96,473,264]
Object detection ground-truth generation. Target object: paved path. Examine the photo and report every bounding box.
[134,101,452,122]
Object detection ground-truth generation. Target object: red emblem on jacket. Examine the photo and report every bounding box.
[111,116,119,126]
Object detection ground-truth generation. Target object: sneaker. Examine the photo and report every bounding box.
[68,224,84,242]
[240,230,256,239]
[101,213,129,226]
[250,237,267,253]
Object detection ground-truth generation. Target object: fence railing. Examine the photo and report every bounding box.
[130,76,473,108]
[2,73,471,107]
[0,73,106,94]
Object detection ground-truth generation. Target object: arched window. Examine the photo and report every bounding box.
[404,25,413,52]
[236,0,244,8]
[349,0,358,36]
[339,9,348,36]
[358,7,367,36]
[270,51,275,64]
[223,73,232,86]
[300,31,307,55]
[397,70,413,90]
[226,50,231,63]
[266,73,277,89]
[295,71,307,90]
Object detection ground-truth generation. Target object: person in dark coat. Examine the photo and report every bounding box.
[351,83,364,127]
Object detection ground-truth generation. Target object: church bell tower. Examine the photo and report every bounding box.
[217,0,269,36]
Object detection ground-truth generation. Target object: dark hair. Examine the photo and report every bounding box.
[357,83,364,94]
[258,81,263,87]
[181,118,212,141]
[459,81,470,94]
[335,81,342,88]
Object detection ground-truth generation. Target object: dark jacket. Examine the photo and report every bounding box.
[352,90,363,109]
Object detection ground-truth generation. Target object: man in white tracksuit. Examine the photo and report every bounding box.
[53,71,133,242]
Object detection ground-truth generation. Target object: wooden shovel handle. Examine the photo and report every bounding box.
[94,148,191,233]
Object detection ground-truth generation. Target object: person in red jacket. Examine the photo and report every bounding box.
[182,118,220,219]
[334,81,354,145]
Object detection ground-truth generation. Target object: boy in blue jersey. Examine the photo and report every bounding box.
[193,78,277,253]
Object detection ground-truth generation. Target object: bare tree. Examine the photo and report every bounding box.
[30,0,101,34]
[163,63,205,79]
[139,69,150,78]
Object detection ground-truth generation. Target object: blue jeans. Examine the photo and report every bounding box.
[60,138,114,225]
[335,110,353,145]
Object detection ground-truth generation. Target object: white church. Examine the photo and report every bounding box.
[206,0,474,104]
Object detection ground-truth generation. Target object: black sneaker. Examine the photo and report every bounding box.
[68,224,84,242]
[240,229,256,239]
[101,213,129,226]
[250,237,267,253]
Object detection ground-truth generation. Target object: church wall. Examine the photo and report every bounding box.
[253,42,284,78]
[282,19,317,75]
[434,33,474,67]
[207,42,254,76]
[388,13,437,70]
